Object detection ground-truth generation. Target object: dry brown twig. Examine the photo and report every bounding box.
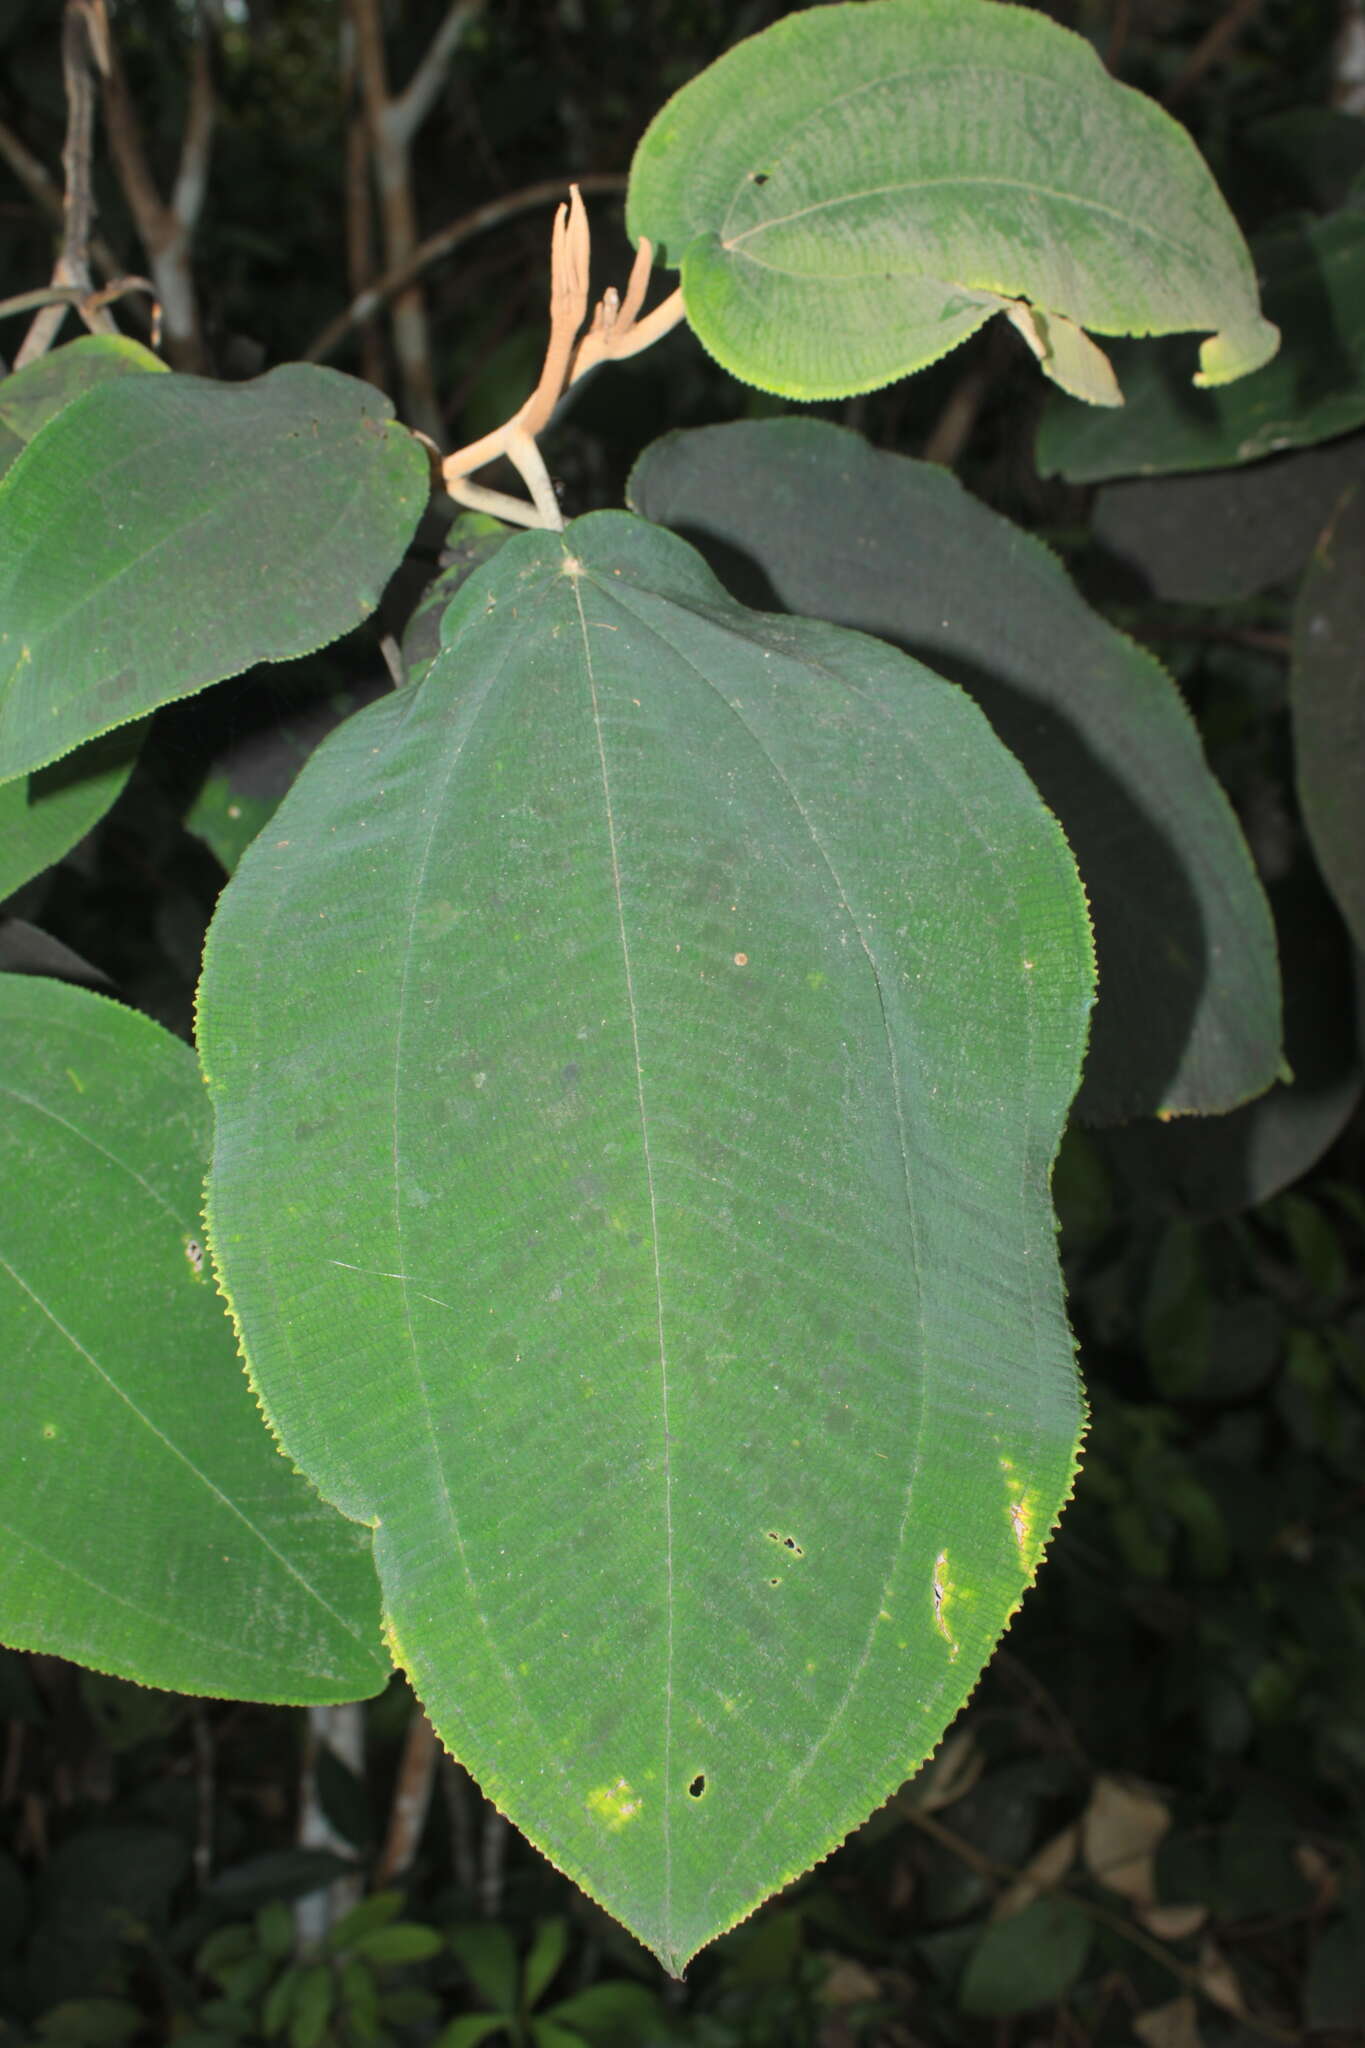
[348,0,486,440]
[372,1708,440,1889]
[100,0,214,370]
[441,185,684,531]
[15,0,118,369]
[1,276,159,333]
[304,172,627,367]
[0,111,141,346]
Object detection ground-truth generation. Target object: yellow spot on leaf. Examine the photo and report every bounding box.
[999,1457,1039,1560]
[932,1550,960,1661]
[587,1778,643,1831]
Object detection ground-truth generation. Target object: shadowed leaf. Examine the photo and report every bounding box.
[0,723,145,904]
[629,419,1280,1121]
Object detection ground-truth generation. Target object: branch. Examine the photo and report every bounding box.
[0,111,63,224]
[0,275,157,328]
[295,1703,364,1952]
[101,2,213,367]
[340,20,385,389]
[16,0,116,367]
[0,111,127,291]
[170,21,215,232]
[372,1708,440,1888]
[1333,0,1365,112]
[101,20,170,250]
[304,172,626,364]
[350,0,494,438]
[390,0,484,151]
[350,0,441,435]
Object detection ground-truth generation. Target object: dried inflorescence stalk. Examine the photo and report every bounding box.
[441,185,684,531]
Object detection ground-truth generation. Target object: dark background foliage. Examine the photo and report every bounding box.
[2,2,1363,2043]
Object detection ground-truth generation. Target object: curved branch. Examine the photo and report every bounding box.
[391,0,484,148]
[16,0,116,367]
[304,172,627,363]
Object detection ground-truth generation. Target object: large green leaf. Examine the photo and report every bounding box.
[626,0,1277,403]
[0,723,145,905]
[0,364,429,783]
[629,419,1279,1123]
[1291,483,1365,953]
[0,335,165,484]
[1038,192,1365,481]
[198,510,1094,1969]
[0,975,387,1702]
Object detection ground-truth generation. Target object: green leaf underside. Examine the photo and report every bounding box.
[626,0,1277,402]
[0,723,145,905]
[198,511,1093,1971]
[0,336,166,483]
[1038,192,1365,481]
[1292,485,1365,954]
[628,421,1280,1122]
[0,975,387,1702]
[0,364,429,784]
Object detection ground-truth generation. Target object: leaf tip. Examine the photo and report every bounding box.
[1194,316,1280,389]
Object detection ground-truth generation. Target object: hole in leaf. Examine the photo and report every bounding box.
[688,1775,706,1798]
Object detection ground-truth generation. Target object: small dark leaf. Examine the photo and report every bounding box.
[629,418,1280,1120]
[0,722,145,904]
[957,1896,1092,2016]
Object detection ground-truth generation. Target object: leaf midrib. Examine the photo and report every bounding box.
[578,564,944,1912]
[724,175,1205,280]
[568,561,678,1949]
